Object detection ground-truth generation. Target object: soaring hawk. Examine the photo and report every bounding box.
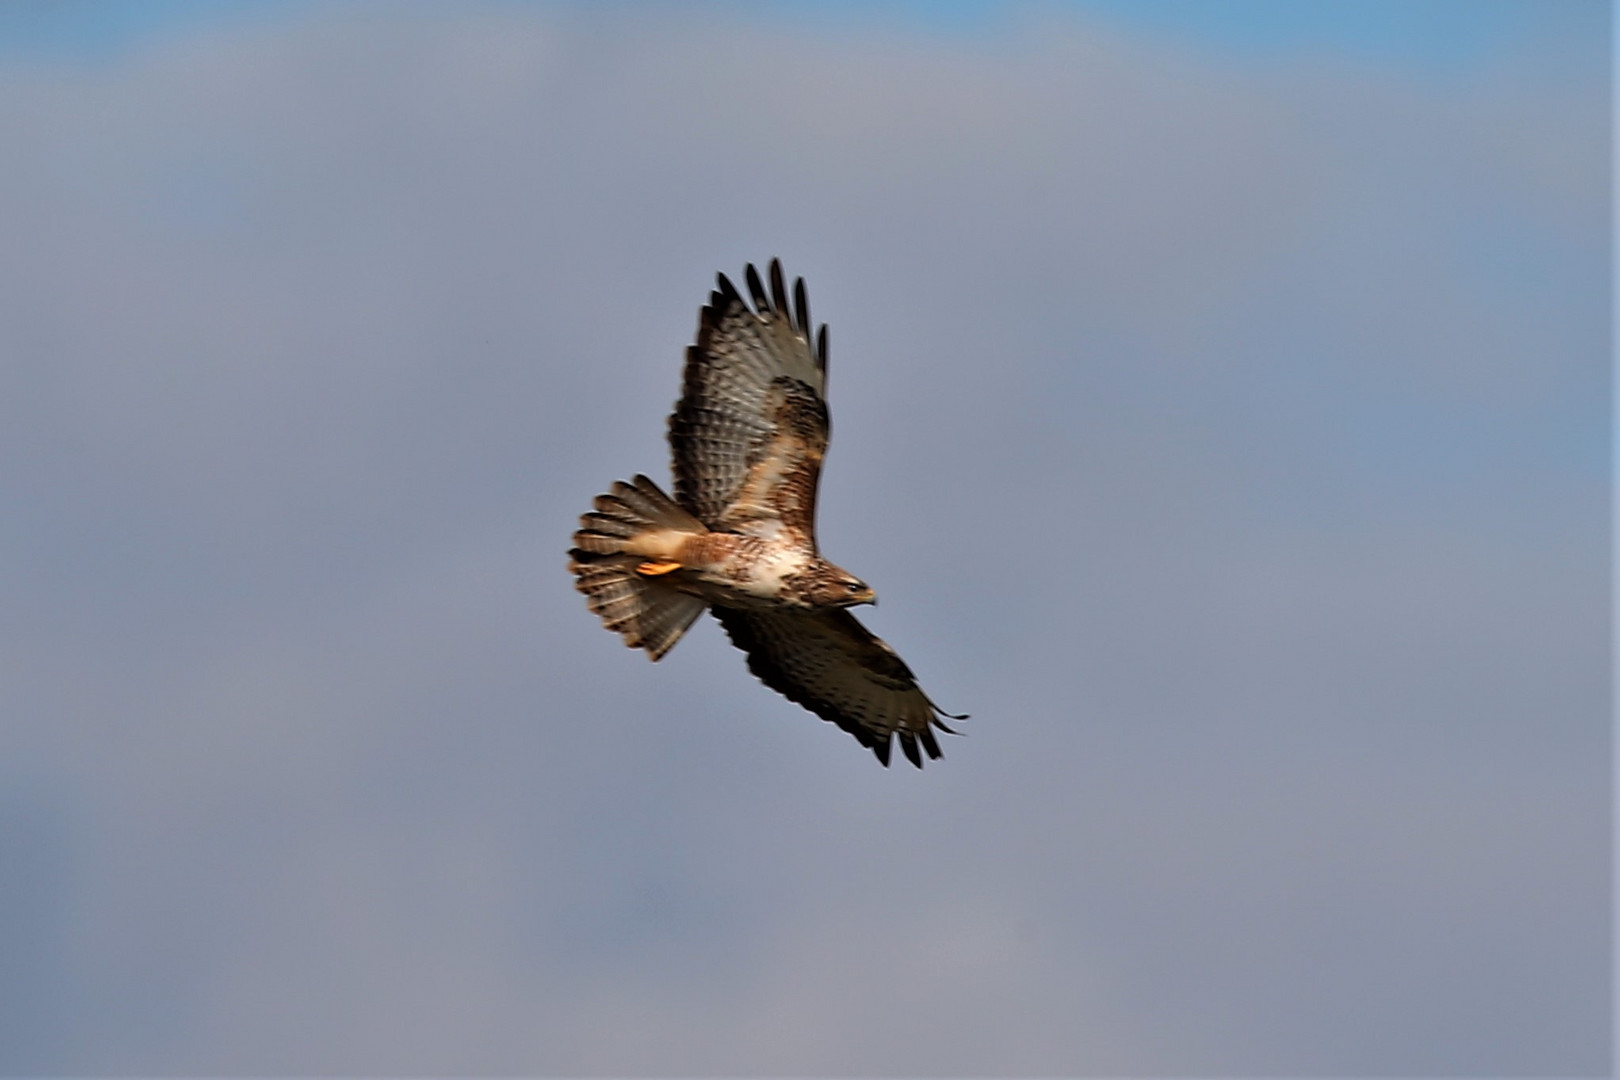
[567,260,964,767]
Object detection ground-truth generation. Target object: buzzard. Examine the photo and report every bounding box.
[568,260,964,767]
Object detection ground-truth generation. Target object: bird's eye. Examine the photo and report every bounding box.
[847,582,862,592]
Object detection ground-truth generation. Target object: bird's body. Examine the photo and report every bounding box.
[600,516,818,610]
[568,260,962,767]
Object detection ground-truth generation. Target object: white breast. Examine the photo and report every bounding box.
[745,544,810,596]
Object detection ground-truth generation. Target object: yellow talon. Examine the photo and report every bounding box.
[636,560,682,576]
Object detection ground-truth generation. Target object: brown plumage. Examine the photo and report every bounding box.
[568,260,964,768]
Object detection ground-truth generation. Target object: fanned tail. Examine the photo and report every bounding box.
[568,475,707,660]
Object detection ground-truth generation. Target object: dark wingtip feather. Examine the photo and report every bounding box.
[872,737,892,767]
[768,259,789,319]
[919,727,942,760]
[930,703,968,736]
[793,276,809,337]
[714,272,741,308]
[744,263,769,312]
[816,324,827,374]
[899,733,923,768]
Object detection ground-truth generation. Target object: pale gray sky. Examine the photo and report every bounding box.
[0,2,1608,1074]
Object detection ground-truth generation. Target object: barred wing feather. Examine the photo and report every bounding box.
[711,607,964,768]
[669,260,830,540]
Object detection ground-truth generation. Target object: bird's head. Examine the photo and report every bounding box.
[809,563,877,609]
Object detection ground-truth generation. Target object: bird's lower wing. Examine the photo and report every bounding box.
[711,607,962,768]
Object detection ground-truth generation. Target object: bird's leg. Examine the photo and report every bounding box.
[635,560,682,576]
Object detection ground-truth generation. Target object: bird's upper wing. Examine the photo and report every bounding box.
[711,607,964,768]
[669,260,829,539]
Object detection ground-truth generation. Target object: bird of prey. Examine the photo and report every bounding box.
[567,260,964,767]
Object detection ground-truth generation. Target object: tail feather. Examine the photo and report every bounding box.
[609,474,702,528]
[601,474,704,532]
[570,554,705,660]
[569,476,708,661]
[632,574,708,659]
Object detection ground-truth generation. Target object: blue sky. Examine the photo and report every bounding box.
[0,1,1609,1075]
[0,0,1594,71]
